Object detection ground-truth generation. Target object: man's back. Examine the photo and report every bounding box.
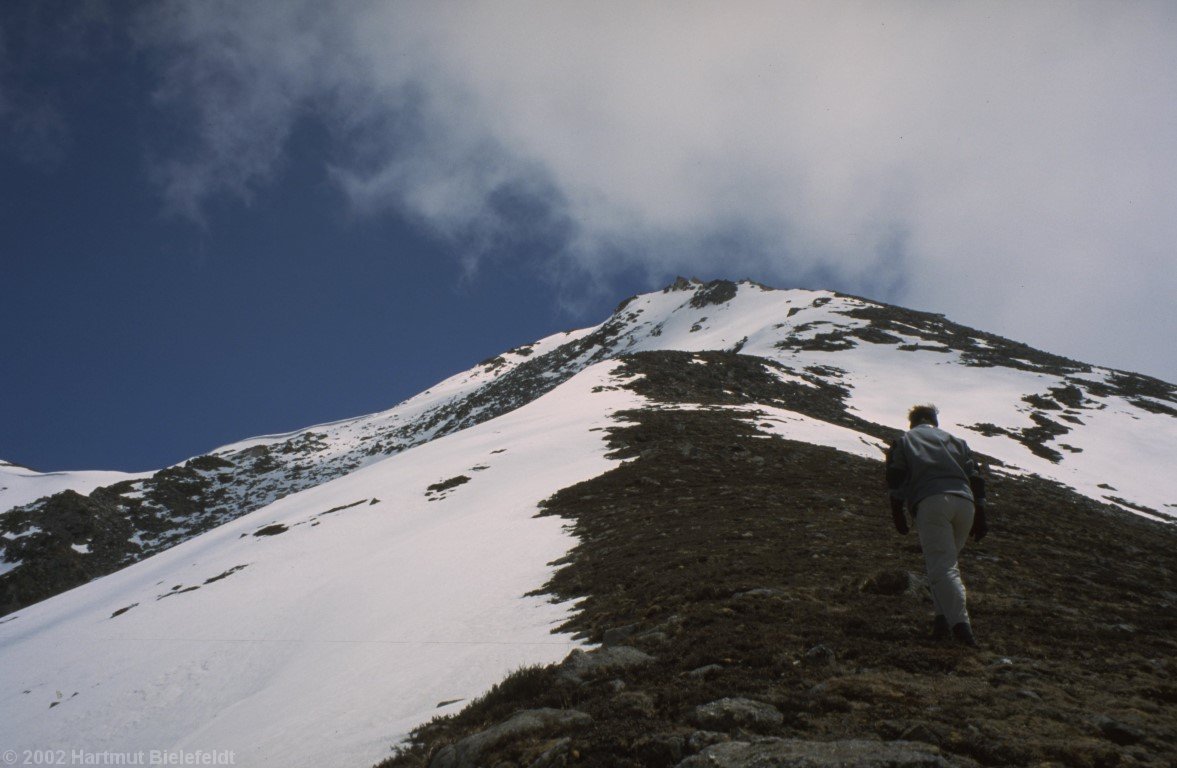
[888,423,980,508]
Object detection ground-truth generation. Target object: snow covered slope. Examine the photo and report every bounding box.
[607,281,1176,520]
[4,279,1174,617]
[1,278,1174,766]
[0,361,644,767]
[0,460,147,518]
[0,327,602,612]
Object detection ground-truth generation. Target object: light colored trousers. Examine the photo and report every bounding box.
[914,493,975,627]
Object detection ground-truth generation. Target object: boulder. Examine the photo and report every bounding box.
[675,738,977,767]
[429,708,591,768]
[527,737,572,768]
[632,733,686,767]
[556,645,654,684]
[860,570,927,598]
[1092,714,1145,745]
[602,623,639,645]
[613,690,657,718]
[803,644,836,667]
[687,731,732,752]
[687,664,725,679]
[689,698,784,733]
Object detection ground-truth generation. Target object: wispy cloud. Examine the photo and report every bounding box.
[135,1,1177,379]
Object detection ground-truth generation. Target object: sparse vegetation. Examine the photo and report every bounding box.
[203,564,248,584]
[109,603,138,619]
[321,499,369,515]
[427,476,471,494]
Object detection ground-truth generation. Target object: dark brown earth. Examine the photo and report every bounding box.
[377,352,1177,768]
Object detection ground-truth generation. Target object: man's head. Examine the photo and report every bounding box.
[908,404,939,428]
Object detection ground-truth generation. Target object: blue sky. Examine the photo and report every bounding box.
[3,1,1175,472]
[0,1,628,471]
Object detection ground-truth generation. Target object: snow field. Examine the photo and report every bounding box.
[0,361,646,768]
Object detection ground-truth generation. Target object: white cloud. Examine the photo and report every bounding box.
[136,0,1177,381]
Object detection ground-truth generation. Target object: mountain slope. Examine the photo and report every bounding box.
[384,351,1177,767]
[0,361,645,767]
[0,326,599,614]
[19,280,1177,524]
[4,280,1173,618]
[0,279,1174,767]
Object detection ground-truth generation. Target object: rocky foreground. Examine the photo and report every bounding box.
[378,352,1177,768]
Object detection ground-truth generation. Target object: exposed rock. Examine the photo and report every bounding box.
[1092,714,1145,745]
[108,602,137,619]
[860,570,927,598]
[555,646,653,685]
[426,475,471,497]
[635,630,671,646]
[899,723,942,746]
[689,698,784,733]
[688,731,732,753]
[735,588,787,599]
[612,690,656,718]
[665,276,701,293]
[690,280,739,309]
[675,738,976,767]
[602,623,639,645]
[429,709,591,768]
[687,664,725,679]
[633,733,686,767]
[803,644,836,667]
[526,737,572,768]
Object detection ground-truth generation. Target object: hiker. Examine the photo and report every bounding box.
[886,404,988,646]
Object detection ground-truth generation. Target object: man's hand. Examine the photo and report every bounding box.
[890,496,909,535]
[971,504,989,542]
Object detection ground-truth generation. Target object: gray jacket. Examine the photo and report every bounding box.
[886,424,985,509]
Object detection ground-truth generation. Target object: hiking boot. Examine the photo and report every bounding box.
[952,622,978,647]
[932,615,951,641]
